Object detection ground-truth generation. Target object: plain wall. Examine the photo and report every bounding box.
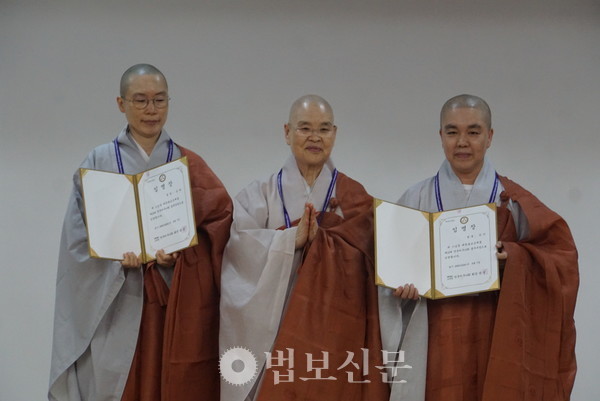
[1,1,598,399]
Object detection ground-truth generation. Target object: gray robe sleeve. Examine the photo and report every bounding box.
[49,155,143,401]
[375,185,429,401]
[219,180,300,401]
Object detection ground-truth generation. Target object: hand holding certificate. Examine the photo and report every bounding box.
[374,199,500,299]
[80,157,197,263]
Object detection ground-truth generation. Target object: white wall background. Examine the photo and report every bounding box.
[1,1,598,399]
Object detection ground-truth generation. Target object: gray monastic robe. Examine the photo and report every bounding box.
[49,127,181,401]
[220,155,427,401]
[219,155,340,401]
[399,158,527,236]
[379,158,528,401]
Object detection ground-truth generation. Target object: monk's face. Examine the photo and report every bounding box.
[117,74,169,142]
[284,103,337,172]
[440,107,494,184]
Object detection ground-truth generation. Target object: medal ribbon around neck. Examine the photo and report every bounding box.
[277,168,338,229]
[113,136,174,174]
[434,171,499,212]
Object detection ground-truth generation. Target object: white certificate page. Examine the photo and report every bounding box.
[432,204,498,297]
[374,200,432,296]
[81,169,141,260]
[137,158,196,259]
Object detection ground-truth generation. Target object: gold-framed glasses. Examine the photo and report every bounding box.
[123,96,170,110]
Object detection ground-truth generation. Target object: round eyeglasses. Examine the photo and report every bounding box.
[294,126,335,136]
[123,96,170,110]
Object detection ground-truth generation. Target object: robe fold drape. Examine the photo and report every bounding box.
[479,177,578,401]
[219,157,342,401]
[423,176,578,401]
[162,147,232,401]
[399,159,578,401]
[256,173,390,401]
[220,157,415,400]
[49,135,232,401]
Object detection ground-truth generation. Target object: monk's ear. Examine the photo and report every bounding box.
[284,124,291,145]
[486,128,494,148]
[117,96,126,113]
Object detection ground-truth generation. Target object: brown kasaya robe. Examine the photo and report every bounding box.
[122,147,233,401]
[425,176,578,401]
[256,173,391,401]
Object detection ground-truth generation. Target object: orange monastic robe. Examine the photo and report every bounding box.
[122,147,232,401]
[425,176,578,401]
[257,173,390,401]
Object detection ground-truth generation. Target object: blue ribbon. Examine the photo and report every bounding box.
[277,167,338,229]
[113,136,173,174]
[434,171,499,212]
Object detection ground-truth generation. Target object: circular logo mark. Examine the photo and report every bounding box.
[460,216,469,224]
[159,173,166,182]
[219,346,258,386]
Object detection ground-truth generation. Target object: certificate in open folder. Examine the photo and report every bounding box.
[80,157,198,263]
[374,199,499,299]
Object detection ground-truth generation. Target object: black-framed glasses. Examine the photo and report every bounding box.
[123,96,170,110]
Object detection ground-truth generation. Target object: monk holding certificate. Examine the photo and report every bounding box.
[385,94,579,401]
[49,64,232,401]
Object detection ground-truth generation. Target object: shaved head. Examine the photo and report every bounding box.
[440,94,492,130]
[120,63,167,98]
[288,95,334,125]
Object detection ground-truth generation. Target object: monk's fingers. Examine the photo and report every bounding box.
[393,283,419,300]
[304,203,315,221]
[496,241,508,260]
[312,204,319,223]
[295,205,311,249]
[122,252,132,264]
[401,284,418,299]
[301,202,313,214]
[307,209,319,243]
[407,284,420,300]
[298,204,311,227]
[156,250,179,268]
[393,285,408,298]
[130,253,142,268]
[296,206,309,232]
[121,252,141,269]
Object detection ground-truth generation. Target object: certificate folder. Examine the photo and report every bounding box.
[374,199,499,299]
[80,157,198,263]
